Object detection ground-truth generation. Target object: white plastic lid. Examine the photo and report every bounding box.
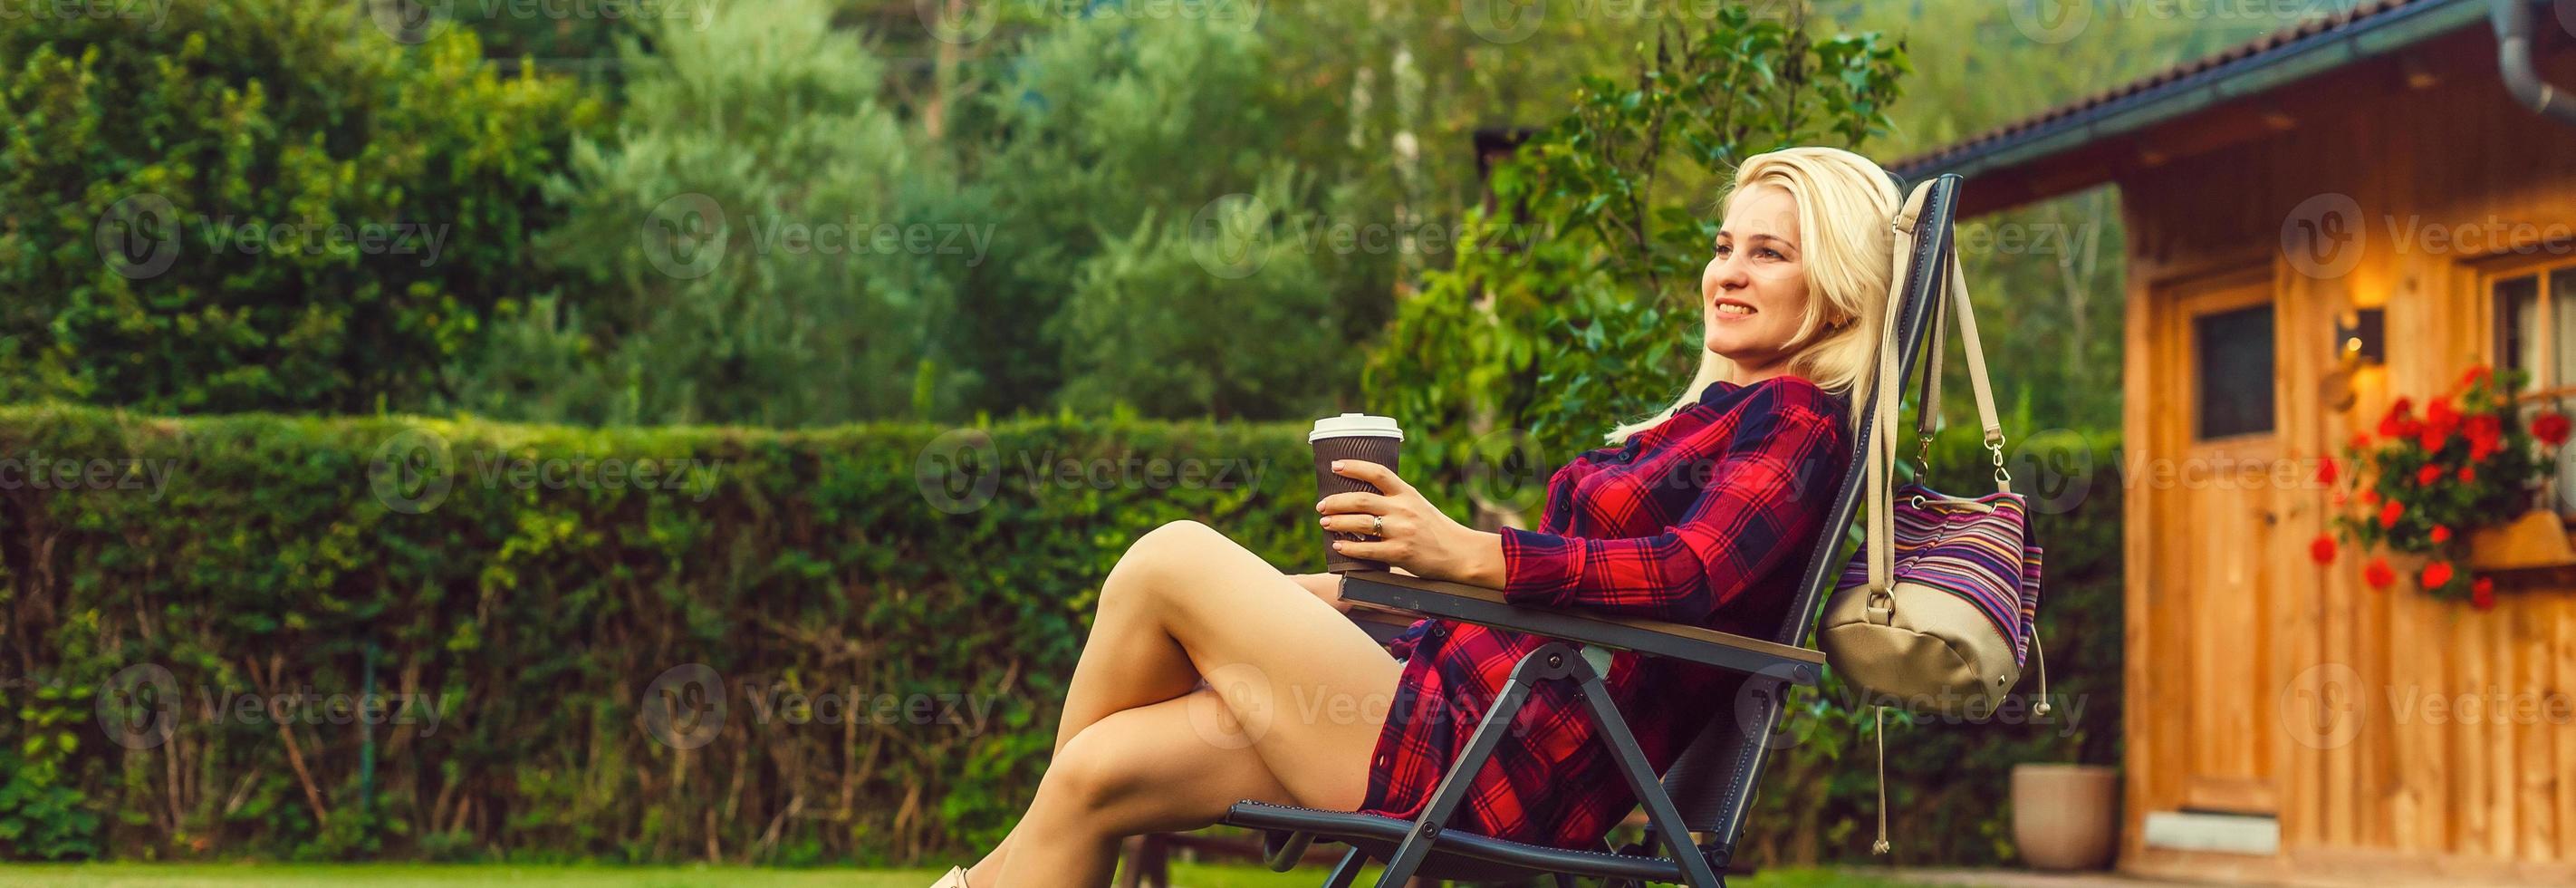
[1309,412,1404,442]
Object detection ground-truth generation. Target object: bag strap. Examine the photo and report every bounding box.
[1861,182,1937,604]
[1943,247,2009,485]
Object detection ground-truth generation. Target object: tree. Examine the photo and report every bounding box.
[454,0,967,427]
[0,0,597,414]
[1368,7,1909,483]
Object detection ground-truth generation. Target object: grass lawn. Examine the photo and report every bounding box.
[0,862,1941,887]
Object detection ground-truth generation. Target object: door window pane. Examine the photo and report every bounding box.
[2195,305,2274,439]
[2497,274,2542,391]
[2557,268,2576,391]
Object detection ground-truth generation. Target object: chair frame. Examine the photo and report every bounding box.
[1214,172,1965,887]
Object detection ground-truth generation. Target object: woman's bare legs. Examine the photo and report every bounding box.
[963,568,1351,884]
[970,520,1404,887]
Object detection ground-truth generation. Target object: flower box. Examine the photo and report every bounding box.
[2466,509,2576,571]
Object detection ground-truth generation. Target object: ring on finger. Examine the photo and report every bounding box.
[1370,514,1385,536]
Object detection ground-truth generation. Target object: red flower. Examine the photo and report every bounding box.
[2459,465,2476,483]
[2310,534,2337,565]
[2535,412,2571,447]
[2416,464,2445,487]
[2349,432,2373,451]
[2461,365,2494,391]
[2421,560,2455,589]
[2472,577,2496,610]
[2378,397,2417,439]
[2364,557,2397,589]
[2333,490,2350,507]
[2360,488,2379,505]
[2466,414,2504,461]
[2379,498,2405,529]
[2422,400,2461,451]
[2430,525,2452,544]
[2316,456,2340,486]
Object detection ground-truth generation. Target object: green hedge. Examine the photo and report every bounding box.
[0,0,599,415]
[0,405,2119,865]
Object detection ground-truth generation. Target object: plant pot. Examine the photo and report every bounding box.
[2467,508,2576,572]
[2011,763,2119,871]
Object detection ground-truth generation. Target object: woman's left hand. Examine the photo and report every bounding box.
[1316,460,1504,587]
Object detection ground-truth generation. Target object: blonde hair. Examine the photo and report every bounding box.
[1603,146,1903,446]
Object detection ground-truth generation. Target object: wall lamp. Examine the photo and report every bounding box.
[2336,307,2385,366]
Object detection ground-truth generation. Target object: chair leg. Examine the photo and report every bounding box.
[1115,833,1169,888]
[1321,846,1370,888]
[1375,642,1578,887]
[1566,657,1723,888]
[1115,835,1144,888]
[1693,666,1803,879]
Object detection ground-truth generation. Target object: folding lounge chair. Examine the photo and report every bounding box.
[1216,172,1967,887]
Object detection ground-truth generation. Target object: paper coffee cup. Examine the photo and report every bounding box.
[1311,413,1404,574]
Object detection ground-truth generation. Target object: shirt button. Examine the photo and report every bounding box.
[1376,754,1390,768]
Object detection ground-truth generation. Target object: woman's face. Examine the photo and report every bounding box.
[1700,184,1817,376]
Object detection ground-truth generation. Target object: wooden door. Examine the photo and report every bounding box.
[2147,268,2284,816]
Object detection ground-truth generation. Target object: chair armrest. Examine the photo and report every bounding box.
[1341,602,1422,647]
[1335,570,1823,685]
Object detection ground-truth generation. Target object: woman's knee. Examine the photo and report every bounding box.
[1102,519,1223,606]
[1040,724,1202,835]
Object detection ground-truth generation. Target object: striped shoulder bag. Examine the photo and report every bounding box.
[1817,179,2047,854]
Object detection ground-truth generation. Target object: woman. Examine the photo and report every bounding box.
[935,146,1901,887]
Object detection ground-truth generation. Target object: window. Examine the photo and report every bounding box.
[2195,305,2275,439]
[2492,262,2576,512]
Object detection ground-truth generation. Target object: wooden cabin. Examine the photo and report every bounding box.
[1891,1,2576,884]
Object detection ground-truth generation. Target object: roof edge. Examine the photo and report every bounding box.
[1889,0,2492,187]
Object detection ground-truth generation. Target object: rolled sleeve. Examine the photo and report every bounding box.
[1500,526,1584,600]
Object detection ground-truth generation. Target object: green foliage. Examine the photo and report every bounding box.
[0,0,599,415]
[1368,8,1909,471]
[452,0,967,427]
[1050,171,1348,419]
[937,9,1399,421]
[0,404,2117,865]
[0,680,101,860]
[0,404,1333,863]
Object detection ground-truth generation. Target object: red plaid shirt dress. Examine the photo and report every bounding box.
[1355,375,1851,850]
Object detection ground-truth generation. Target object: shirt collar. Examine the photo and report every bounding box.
[1697,378,1748,408]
